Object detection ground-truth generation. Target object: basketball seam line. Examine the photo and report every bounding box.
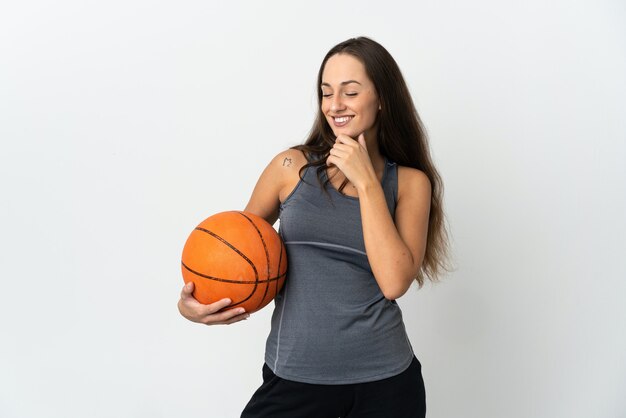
[181,262,286,284]
[237,212,272,311]
[193,226,259,307]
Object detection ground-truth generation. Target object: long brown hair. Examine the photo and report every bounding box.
[293,36,453,286]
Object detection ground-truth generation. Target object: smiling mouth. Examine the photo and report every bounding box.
[332,116,354,127]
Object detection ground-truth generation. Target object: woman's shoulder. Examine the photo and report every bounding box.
[396,165,432,199]
[269,148,309,172]
[267,148,310,203]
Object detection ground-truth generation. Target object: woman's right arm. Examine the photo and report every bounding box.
[177,149,306,326]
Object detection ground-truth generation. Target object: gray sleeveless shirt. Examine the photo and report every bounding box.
[264,156,414,385]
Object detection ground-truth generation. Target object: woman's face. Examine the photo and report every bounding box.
[320,53,380,140]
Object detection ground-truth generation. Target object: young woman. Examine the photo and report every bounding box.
[178,37,451,418]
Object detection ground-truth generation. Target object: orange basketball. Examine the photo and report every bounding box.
[181,211,287,314]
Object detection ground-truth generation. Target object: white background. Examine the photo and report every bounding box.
[1,1,625,417]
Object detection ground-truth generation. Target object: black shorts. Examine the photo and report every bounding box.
[241,356,426,418]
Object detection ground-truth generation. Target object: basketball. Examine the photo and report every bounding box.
[181,211,287,314]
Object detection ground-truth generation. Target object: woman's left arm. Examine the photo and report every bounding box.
[358,165,431,300]
[328,134,432,300]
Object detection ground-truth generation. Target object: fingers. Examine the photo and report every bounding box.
[332,134,366,157]
[180,281,194,299]
[203,307,250,326]
[327,145,350,170]
[331,142,352,152]
[180,283,232,310]
[357,132,367,149]
[329,146,349,159]
[328,141,359,165]
[330,136,356,159]
[334,134,358,146]
[204,297,235,315]
[219,312,250,325]
[333,133,366,150]
[178,289,251,325]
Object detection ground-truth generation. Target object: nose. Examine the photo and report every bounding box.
[330,95,345,112]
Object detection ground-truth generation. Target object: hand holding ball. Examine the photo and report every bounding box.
[181,211,287,315]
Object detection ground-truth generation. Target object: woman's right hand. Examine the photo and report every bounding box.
[177,281,250,325]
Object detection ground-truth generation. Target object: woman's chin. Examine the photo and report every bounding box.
[331,127,358,139]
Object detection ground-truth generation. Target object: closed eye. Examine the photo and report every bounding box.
[321,92,358,98]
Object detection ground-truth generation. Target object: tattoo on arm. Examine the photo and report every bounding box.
[282,158,292,167]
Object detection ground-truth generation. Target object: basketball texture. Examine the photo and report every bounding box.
[181,211,287,314]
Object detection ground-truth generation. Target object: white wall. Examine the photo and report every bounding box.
[1,1,624,417]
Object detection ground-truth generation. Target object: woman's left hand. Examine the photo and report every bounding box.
[327,133,377,190]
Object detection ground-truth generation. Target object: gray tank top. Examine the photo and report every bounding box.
[264,155,414,384]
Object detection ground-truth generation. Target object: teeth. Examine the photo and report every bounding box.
[335,116,352,123]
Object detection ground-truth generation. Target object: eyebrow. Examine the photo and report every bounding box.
[320,80,362,87]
